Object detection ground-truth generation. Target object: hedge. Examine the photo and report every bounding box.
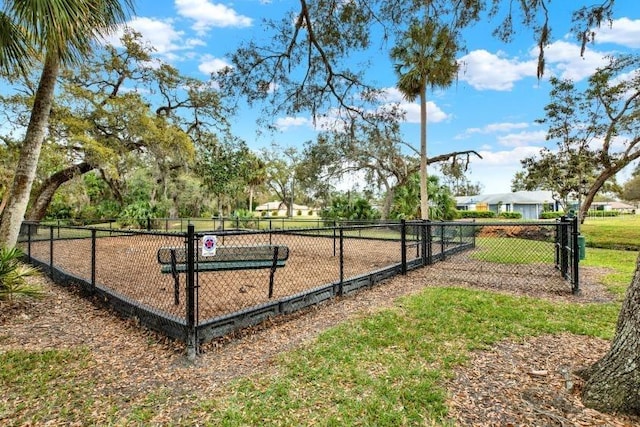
[498,212,522,219]
[456,210,496,219]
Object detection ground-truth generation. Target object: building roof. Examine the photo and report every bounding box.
[255,201,310,211]
[255,201,287,211]
[591,201,636,210]
[455,190,554,205]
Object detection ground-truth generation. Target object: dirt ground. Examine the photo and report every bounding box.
[2,248,639,425]
[24,234,405,320]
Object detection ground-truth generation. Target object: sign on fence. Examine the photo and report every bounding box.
[202,235,217,256]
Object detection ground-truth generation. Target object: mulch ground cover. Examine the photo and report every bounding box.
[3,239,639,425]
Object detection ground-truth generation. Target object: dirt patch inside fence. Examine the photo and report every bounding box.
[25,234,404,320]
[478,224,554,241]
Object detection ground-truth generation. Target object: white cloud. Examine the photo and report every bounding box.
[377,87,450,123]
[476,145,542,166]
[540,40,610,81]
[175,0,252,34]
[380,87,405,103]
[459,33,620,91]
[102,17,202,61]
[401,101,450,123]
[275,116,311,131]
[497,130,547,147]
[457,50,538,91]
[457,122,529,139]
[594,18,640,48]
[198,55,232,74]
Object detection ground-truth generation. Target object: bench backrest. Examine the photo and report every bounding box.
[157,244,289,265]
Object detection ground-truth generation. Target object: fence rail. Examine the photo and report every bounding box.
[18,218,579,356]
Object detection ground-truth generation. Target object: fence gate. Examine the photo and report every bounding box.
[555,216,580,294]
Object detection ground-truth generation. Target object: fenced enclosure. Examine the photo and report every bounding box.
[18,218,580,355]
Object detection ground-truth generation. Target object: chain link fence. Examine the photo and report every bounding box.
[18,218,579,355]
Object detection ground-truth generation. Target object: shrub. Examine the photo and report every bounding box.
[587,210,619,217]
[118,202,155,228]
[498,212,522,219]
[540,211,565,219]
[457,210,496,219]
[0,248,42,303]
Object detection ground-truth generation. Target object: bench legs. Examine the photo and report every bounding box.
[170,249,180,305]
[268,246,280,299]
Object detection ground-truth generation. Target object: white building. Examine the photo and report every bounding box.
[254,201,318,217]
[455,191,557,220]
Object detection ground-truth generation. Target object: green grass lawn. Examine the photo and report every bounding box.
[580,215,640,251]
[472,237,555,264]
[1,287,622,426]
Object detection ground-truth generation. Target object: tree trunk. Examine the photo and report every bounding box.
[0,54,59,248]
[581,253,640,415]
[380,181,394,220]
[26,162,94,221]
[0,190,8,217]
[419,87,429,220]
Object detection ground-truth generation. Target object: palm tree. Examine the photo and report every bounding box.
[390,19,459,220]
[0,247,41,303]
[0,0,135,248]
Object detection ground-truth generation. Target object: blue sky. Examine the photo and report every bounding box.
[107,0,640,194]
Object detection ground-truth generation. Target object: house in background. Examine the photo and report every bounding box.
[254,201,318,217]
[455,190,558,220]
[590,201,637,214]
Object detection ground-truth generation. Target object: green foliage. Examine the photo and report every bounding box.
[587,210,619,217]
[622,174,640,201]
[231,209,257,228]
[322,193,381,221]
[518,55,640,214]
[117,202,156,229]
[540,211,565,219]
[390,174,457,220]
[0,247,42,303]
[498,212,522,219]
[457,210,495,219]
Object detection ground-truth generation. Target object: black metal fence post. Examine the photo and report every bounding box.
[49,226,54,276]
[91,229,96,294]
[400,220,407,274]
[338,228,344,296]
[559,216,569,279]
[554,218,560,269]
[421,220,428,266]
[473,220,477,248]
[426,221,433,265]
[333,220,337,257]
[571,217,580,294]
[186,225,197,359]
[440,222,446,261]
[27,223,32,259]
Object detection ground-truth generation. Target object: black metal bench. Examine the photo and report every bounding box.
[157,244,289,304]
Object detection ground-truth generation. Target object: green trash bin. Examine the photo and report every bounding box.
[577,235,586,260]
